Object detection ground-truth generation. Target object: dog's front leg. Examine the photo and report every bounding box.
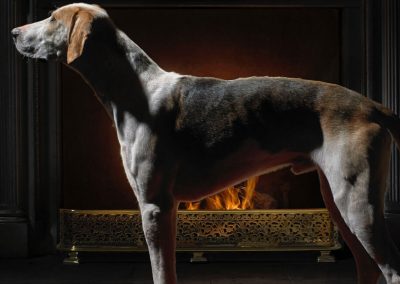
[118,121,179,283]
[131,164,179,284]
[140,198,178,284]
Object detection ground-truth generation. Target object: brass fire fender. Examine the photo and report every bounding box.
[58,209,341,264]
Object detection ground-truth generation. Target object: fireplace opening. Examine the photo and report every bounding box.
[182,169,324,210]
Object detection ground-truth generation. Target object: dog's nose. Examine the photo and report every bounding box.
[11,28,21,39]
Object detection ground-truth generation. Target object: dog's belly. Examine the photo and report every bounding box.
[172,142,309,202]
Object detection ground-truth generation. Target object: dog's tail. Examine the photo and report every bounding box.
[374,103,400,149]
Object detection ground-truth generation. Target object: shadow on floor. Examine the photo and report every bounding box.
[0,252,357,284]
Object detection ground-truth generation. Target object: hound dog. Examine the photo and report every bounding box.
[12,3,400,284]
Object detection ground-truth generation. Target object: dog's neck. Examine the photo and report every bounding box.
[68,30,167,125]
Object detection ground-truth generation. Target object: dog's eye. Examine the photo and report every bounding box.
[49,16,56,22]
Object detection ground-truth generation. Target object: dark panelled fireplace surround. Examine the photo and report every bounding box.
[1,0,399,261]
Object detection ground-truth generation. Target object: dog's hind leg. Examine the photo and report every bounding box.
[318,169,381,284]
[312,123,400,284]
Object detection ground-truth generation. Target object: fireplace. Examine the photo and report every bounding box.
[56,5,356,263]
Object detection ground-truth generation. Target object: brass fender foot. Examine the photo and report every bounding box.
[190,252,208,263]
[317,250,335,263]
[63,251,80,265]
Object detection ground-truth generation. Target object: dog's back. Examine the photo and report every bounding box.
[173,75,374,157]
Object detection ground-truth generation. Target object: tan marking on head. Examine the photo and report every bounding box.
[53,4,106,63]
[67,10,94,64]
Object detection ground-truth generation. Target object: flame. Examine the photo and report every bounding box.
[185,176,259,210]
[241,176,257,209]
[186,201,201,210]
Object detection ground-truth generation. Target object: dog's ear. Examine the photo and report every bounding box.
[67,10,94,64]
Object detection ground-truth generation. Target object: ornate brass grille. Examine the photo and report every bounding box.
[58,209,340,254]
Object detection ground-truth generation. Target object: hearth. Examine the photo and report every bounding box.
[59,209,340,264]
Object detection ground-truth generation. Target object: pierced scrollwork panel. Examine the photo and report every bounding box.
[59,209,340,252]
[60,211,146,248]
[175,211,335,248]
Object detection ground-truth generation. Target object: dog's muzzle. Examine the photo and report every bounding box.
[11,28,21,41]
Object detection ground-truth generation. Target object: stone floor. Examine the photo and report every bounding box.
[0,252,360,284]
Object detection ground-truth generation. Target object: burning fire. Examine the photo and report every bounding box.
[185,176,259,210]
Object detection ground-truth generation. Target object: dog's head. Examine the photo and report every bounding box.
[12,3,111,64]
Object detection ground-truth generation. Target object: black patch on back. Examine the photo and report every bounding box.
[173,76,324,163]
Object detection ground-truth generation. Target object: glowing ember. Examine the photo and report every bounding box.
[185,176,259,210]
